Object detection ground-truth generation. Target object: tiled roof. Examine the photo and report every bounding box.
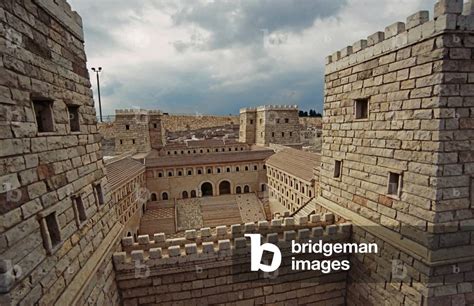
[146,150,274,168]
[106,157,145,191]
[266,148,320,182]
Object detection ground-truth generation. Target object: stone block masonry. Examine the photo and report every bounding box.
[114,109,153,154]
[0,0,122,305]
[161,114,238,133]
[239,105,302,146]
[113,215,352,305]
[321,0,474,304]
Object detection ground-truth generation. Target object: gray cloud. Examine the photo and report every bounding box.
[167,0,347,49]
[69,0,438,116]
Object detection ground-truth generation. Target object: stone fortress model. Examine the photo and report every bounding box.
[0,0,473,305]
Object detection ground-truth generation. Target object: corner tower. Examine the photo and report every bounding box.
[114,109,151,154]
[319,0,474,304]
[0,1,121,305]
[239,107,257,144]
[148,110,166,150]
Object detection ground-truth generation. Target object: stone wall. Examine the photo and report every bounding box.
[239,105,302,146]
[321,0,474,304]
[148,111,165,150]
[0,0,122,305]
[114,110,151,154]
[238,110,256,144]
[97,122,116,155]
[299,117,323,129]
[113,215,351,305]
[162,114,238,133]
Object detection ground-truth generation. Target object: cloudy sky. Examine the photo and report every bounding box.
[68,0,437,116]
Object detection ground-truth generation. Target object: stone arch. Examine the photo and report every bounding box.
[161,192,169,200]
[200,182,214,197]
[236,186,242,194]
[182,191,189,199]
[191,190,197,198]
[261,184,266,192]
[150,193,157,201]
[244,185,250,193]
[219,180,231,195]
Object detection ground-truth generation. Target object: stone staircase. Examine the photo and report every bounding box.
[291,198,316,220]
[200,195,242,228]
[140,205,176,235]
[235,193,266,223]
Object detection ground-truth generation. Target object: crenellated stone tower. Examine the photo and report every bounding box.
[113,109,166,154]
[239,105,301,146]
[239,107,257,144]
[114,109,152,154]
[319,0,474,304]
[0,0,121,305]
[148,110,166,150]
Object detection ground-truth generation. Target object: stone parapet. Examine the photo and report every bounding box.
[113,214,351,268]
[115,109,150,115]
[240,105,299,113]
[326,0,474,74]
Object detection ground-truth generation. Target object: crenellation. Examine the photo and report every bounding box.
[352,40,367,53]
[340,46,353,58]
[406,11,430,30]
[385,22,406,39]
[113,220,348,269]
[367,31,385,47]
[434,0,463,17]
[121,214,332,252]
[326,1,474,75]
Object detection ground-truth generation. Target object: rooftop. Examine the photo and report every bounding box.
[105,157,146,191]
[145,149,274,168]
[266,147,320,182]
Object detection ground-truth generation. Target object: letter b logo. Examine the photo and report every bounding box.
[245,234,282,272]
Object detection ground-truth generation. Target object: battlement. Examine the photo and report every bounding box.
[115,109,150,115]
[147,110,163,115]
[115,109,163,115]
[257,104,298,111]
[113,214,351,269]
[35,0,84,41]
[240,105,299,113]
[326,0,474,74]
[240,107,257,113]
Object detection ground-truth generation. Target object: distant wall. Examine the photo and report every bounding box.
[98,123,116,155]
[162,115,238,132]
[299,117,322,129]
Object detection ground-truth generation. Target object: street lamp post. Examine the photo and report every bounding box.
[91,67,103,122]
